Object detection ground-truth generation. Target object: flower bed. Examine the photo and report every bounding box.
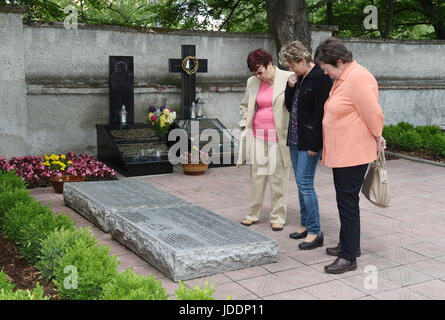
[0,152,116,188]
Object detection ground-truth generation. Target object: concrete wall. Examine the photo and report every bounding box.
[1,4,444,157]
[0,5,28,158]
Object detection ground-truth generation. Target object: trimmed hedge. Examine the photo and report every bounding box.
[383,122,445,156]
[0,271,49,300]
[100,268,168,300]
[3,201,75,265]
[0,171,225,300]
[37,227,97,281]
[53,240,119,300]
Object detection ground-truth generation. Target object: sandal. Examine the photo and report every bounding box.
[271,223,284,231]
[240,219,256,227]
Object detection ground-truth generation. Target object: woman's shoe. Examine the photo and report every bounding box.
[271,223,284,231]
[324,257,357,274]
[289,229,308,239]
[240,219,256,227]
[326,244,361,257]
[298,232,324,250]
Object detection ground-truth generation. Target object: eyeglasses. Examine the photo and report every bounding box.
[320,65,332,73]
[252,66,266,77]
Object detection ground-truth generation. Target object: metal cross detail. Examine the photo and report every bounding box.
[169,45,208,119]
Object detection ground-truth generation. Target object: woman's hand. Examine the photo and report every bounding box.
[308,150,318,157]
[377,136,386,150]
[288,73,298,88]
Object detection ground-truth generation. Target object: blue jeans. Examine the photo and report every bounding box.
[289,144,321,235]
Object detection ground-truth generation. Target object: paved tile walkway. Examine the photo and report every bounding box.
[30,158,445,300]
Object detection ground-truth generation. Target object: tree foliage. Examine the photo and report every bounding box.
[1,0,444,39]
[306,0,444,39]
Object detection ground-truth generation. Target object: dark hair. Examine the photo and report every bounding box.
[247,48,273,72]
[314,37,353,67]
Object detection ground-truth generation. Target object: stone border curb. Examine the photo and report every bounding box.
[385,151,445,168]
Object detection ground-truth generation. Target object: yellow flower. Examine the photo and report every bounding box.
[68,161,72,165]
[61,154,66,160]
[163,108,170,115]
[44,154,49,161]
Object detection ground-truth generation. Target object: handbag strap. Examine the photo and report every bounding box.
[376,142,386,168]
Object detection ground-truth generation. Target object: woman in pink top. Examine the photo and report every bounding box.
[237,49,292,231]
[314,38,386,274]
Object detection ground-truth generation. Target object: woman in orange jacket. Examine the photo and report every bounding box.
[314,38,386,274]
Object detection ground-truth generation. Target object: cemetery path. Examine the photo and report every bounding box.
[22,158,445,300]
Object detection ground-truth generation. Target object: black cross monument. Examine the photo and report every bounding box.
[169,45,208,119]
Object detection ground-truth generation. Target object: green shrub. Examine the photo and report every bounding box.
[397,121,415,131]
[0,171,26,193]
[429,133,445,157]
[398,129,423,151]
[0,283,49,300]
[0,272,15,292]
[54,240,119,300]
[175,280,230,300]
[101,268,168,300]
[414,125,442,148]
[3,201,75,264]
[0,189,34,222]
[37,227,97,281]
[382,124,403,147]
[0,271,49,300]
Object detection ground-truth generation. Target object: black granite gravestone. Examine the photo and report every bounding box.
[109,56,134,125]
[96,123,173,176]
[96,56,173,176]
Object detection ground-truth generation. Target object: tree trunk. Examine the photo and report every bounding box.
[327,0,334,25]
[265,0,311,58]
[384,0,394,38]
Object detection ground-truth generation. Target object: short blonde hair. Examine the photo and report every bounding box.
[279,41,313,67]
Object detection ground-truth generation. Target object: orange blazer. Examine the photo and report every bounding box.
[322,61,384,168]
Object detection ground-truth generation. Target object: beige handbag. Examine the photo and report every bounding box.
[361,144,390,207]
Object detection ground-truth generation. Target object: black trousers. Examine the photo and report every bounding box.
[332,163,369,262]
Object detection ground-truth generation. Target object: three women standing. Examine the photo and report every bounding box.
[238,38,385,276]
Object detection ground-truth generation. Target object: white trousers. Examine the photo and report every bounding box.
[245,137,290,225]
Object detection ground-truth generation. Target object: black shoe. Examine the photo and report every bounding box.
[326,244,361,257]
[289,229,307,239]
[298,232,324,250]
[324,257,357,274]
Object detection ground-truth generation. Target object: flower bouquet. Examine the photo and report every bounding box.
[148,105,176,137]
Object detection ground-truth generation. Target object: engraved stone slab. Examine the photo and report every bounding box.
[108,206,278,281]
[63,180,189,232]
